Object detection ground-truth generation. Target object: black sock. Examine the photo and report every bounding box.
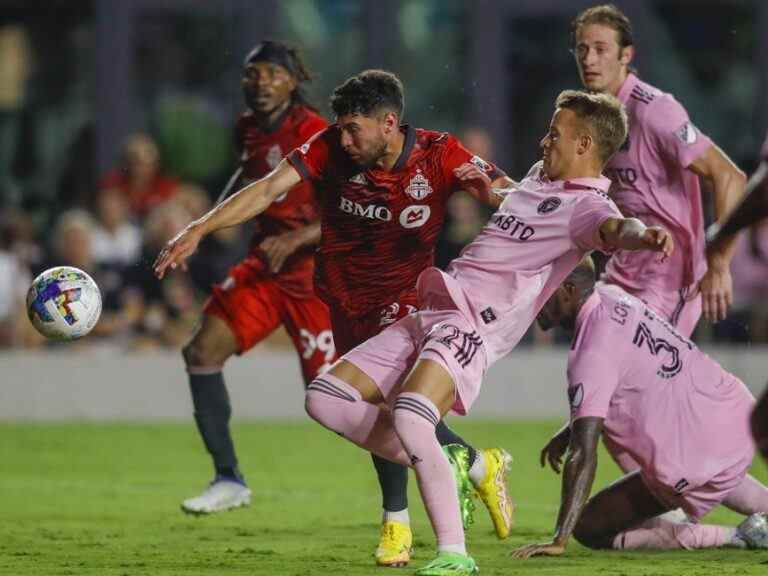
[189,372,242,482]
[371,453,408,512]
[435,420,478,467]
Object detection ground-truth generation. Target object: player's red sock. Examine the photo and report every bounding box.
[393,392,465,550]
[613,519,733,550]
[305,374,410,466]
[722,474,768,515]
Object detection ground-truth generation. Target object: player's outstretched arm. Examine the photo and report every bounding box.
[154,159,301,278]
[599,217,674,258]
[512,417,603,559]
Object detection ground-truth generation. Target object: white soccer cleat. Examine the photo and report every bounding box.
[181,477,252,515]
[736,513,768,549]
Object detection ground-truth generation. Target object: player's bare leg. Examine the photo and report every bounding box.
[181,314,251,514]
[574,471,768,550]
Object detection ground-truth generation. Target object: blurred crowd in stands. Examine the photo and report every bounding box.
[1,15,766,351]
[3,124,766,351]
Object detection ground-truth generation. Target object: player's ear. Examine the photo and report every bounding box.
[619,45,634,67]
[577,132,592,156]
[381,111,398,134]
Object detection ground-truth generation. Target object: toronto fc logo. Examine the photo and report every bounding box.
[406,169,433,200]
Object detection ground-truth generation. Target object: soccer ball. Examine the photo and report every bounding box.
[26,266,102,341]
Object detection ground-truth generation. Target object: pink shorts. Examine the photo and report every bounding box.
[344,309,487,415]
[642,454,751,521]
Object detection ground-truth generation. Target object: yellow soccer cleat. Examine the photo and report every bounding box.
[375,521,413,567]
[473,448,514,539]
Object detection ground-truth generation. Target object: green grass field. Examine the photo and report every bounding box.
[1,420,767,575]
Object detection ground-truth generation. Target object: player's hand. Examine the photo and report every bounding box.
[540,430,570,474]
[453,162,492,200]
[154,223,204,279]
[698,259,733,323]
[641,226,674,260]
[512,541,566,559]
[259,231,303,273]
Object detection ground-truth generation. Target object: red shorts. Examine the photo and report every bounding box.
[330,293,419,355]
[204,259,335,385]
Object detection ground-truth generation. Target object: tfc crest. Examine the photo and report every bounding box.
[406,169,433,200]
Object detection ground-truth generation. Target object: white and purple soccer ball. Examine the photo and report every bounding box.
[26,266,102,341]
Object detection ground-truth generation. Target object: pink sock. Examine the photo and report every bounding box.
[613,518,734,550]
[305,374,410,466]
[393,392,464,548]
[722,474,768,515]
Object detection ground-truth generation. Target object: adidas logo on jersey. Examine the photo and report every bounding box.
[349,173,368,185]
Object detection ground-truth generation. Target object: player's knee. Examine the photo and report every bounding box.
[573,521,613,550]
[182,333,228,369]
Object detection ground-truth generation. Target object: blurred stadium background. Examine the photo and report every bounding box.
[2,2,768,575]
[1,0,766,417]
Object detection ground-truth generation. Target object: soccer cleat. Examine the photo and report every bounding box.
[736,513,768,549]
[375,521,412,567]
[443,444,476,531]
[181,476,252,515]
[415,552,479,576]
[472,448,515,539]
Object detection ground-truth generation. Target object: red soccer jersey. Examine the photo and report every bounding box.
[236,104,328,298]
[287,125,504,318]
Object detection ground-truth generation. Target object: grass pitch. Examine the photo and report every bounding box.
[1,420,767,575]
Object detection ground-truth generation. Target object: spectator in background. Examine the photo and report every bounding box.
[435,126,496,269]
[726,221,768,343]
[100,133,180,219]
[47,209,141,342]
[0,210,38,347]
[130,201,199,348]
[91,187,142,268]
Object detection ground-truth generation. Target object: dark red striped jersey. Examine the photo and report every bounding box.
[236,104,328,298]
[287,125,504,318]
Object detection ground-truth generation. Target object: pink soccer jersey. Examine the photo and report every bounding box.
[602,74,712,302]
[346,161,624,415]
[421,162,623,366]
[567,283,755,516]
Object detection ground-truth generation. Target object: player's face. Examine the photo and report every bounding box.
[573,23,632,95]
[540,108,580,181]
[337,113,388,168]
[242,61,296,116]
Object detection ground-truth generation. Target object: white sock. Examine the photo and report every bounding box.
[383,508,410,525]
[468,450,486,485]
[438,543,467,556]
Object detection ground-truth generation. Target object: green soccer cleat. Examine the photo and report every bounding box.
[415,552,479,575]
[443,444,476,531]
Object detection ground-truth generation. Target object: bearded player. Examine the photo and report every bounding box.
[156,69,515,566]
[514,258,768,560]
[570,2,746,486]
[303,90,674,575]
[707,131,768,465]
[178,41,332,515]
